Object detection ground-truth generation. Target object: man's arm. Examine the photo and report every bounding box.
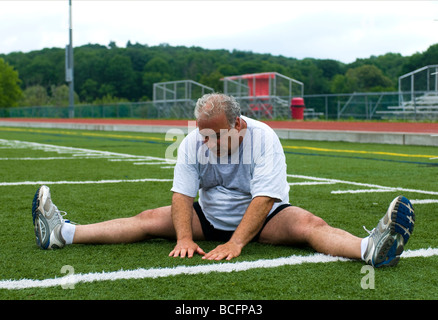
[169,192,205,258]
[203,196,275,261]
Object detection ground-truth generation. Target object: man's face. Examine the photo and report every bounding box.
[197,111,243,157]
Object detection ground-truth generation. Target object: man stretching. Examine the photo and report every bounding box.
[31,93,415,267]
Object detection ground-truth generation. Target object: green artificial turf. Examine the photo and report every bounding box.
[0,126,437,301]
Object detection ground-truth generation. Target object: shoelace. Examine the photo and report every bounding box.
[59,210,78,225]
[363,225,373,235]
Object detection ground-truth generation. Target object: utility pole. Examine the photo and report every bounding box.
[66,0,74,118]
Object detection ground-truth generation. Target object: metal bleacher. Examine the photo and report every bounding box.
[376,65,438,120]
[152,80,214,118]
[377,92,438,120]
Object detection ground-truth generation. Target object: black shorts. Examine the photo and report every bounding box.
[193,202,292,242]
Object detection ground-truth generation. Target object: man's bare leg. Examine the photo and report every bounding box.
[258,206,362,259]
[72,206,205,244]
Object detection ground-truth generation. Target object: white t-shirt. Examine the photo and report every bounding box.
[171,116,290,231]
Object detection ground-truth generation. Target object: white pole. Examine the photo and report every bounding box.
[67,0,74,118]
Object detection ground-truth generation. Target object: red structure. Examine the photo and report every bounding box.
[223,72,275,97]
[222,72,304,119]
[222,73,276,117]
[245,72,274,96]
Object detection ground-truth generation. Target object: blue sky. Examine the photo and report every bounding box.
[1,0,437,63]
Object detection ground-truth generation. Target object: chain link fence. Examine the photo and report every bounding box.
[1,91,438,121]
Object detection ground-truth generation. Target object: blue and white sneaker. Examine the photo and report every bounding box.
[363,196,415,267]
[32,185,69,249]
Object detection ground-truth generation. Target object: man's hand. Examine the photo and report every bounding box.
[202,241,243,261]
[200,197,274,261]
[169,239,205,258]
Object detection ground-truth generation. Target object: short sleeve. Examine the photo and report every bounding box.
[170,132,200,198]
[249,128,289,202]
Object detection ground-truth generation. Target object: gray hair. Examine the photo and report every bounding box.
[194,93,241,127]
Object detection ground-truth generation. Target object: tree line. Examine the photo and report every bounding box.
[1,41,437,108]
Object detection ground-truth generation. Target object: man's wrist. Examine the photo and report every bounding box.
[229,236,246,249]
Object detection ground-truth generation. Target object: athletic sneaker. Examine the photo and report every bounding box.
[32,185,70,249]
[363,196,415,267]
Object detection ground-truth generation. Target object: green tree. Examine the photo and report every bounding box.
[74,45,108,102]
[0,58,22,107]
[5,41,438,102]
[295,59,328,94]
[199,70,224,92]
[348,65,394,91]
[142,71,170,99]
[80,79,99,103]
[330,74,351,93]
[49,84,79,106]
[331,65,394,93]
[144,57,171,74]
[20,85,49,106]
[402,43,438,74]
[103,54,136,99]
[21,48,64,86]
[349,53,403,85]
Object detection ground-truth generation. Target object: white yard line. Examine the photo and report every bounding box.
[288,174,438,202]
[0,157,118,161]
[0,178,173,186]
[0,139,174,164]
[410,199,438,204]
[1,144,437,202]
[288,181,337,186]
[0,248,437,290]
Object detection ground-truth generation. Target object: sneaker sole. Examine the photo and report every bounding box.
[373,196,415,267]
[32,186,50,249]
[393,196,415,244]
[31,186,42,225]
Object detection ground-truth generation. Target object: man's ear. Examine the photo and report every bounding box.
[234,117,241,130]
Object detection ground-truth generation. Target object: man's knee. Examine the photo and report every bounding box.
[135,208,156,220]
[304,211,328,229]
[286,207,329,242]
[294,208,328,239]
[136,206,171,220]
[258,206,327,245]
[134,206,174,238]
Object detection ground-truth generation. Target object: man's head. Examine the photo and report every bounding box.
[194,93,241,128]
[194,93,245,157]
